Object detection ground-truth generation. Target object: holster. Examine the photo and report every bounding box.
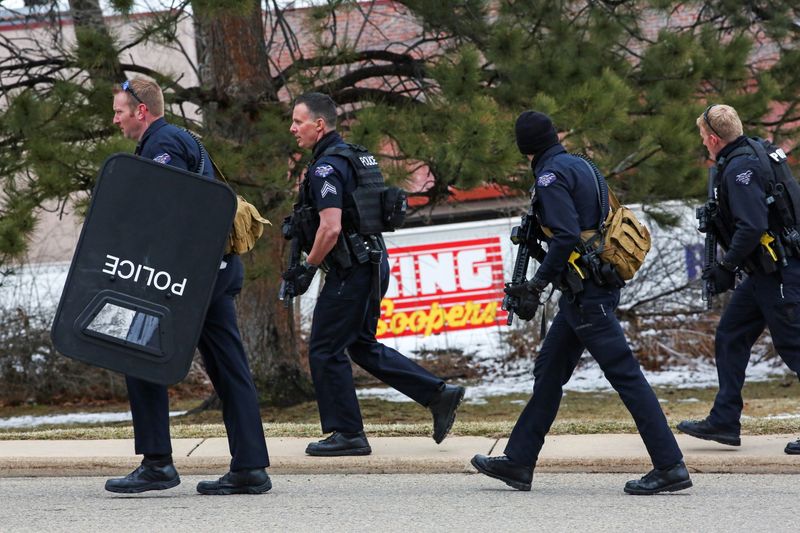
[368,236,383,322]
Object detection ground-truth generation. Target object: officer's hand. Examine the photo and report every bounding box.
[703,264,736,295]
[513,292,540,321]
[282,261,318,296]
[503,278,547,298]
[504,280,545,321]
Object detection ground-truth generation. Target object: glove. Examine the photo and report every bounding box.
[703,263,736,295]
[281,261,318,296]
[504,279,546,321]
[503,278,548,298]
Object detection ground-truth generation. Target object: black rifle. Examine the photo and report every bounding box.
[696,166,718,310]
[503,205,539,325]
[279,215,303,307]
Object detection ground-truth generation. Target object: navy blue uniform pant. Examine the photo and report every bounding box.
[504,283,683,470]
[126,255,269,470]
[709,258,800,433]
[309,255,444,433]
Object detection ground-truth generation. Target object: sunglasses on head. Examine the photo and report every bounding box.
[121,80,144,105]
[703,104,722,138]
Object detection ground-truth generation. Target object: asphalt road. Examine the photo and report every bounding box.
[1,473,797,532]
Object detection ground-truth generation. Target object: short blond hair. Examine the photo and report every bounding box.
[696,104,743,142]
[113,78,164,117]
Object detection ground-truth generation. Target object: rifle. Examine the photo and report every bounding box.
[696,166,718,310]
[279,215,303,307]
[503,204,538,325]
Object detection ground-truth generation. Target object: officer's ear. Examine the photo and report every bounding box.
[315,117,326,132]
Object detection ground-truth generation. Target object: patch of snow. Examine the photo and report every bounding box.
[0,410,185,429]
[357,356,792,402]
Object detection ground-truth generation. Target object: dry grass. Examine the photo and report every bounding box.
[1,379,797,440]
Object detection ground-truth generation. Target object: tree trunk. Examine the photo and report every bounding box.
[192,0,314,407]
[68,0,124,83]
[193,0,276,140]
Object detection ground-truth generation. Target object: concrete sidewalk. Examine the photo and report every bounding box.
[1,434,798,477]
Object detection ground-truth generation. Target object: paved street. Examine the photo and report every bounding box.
[1,473,797,532]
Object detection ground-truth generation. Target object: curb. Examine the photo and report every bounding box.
[2,455,799,477]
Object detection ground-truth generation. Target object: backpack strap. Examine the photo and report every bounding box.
[575,155,610,230]
[183,129,207,176]
[573,156,612,254]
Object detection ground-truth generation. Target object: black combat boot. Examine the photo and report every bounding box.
[471,454,533,491]
[105,461,180,494]
[305,431,372,456]
[677,417,741,446]
[429,384,466,444]
[196,468,272,495]
[624,461,692,495]
[785,439,800,455]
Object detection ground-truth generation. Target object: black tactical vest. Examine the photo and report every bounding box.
[315,143,407,236]
[718,137,800,235]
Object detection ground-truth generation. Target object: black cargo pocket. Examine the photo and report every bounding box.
[775,300,799,322]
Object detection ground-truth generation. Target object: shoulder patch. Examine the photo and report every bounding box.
[735,169,753,185]
[153,153,172,165]
[320,181,337,198]
[314,164,335,178]
[537,172,557,187]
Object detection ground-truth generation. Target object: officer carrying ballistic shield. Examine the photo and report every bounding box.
[678,104,800,455]
[99,78,270,495]
[283,92,465,456]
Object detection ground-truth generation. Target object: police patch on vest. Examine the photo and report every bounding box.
[736,169,753,185]
[537,172,557,187]
[153,153,172,165]
[315,164,335,178]
[320,180,337,198]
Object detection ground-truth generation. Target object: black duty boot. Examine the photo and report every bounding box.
[105,462,180,494]
[196,468,272,495]
[785,439,800,455]
[624,461,692,495]
[677,417,741,446]
[429,384,466,444]
[470,454,532,491]
[305,431,372,456]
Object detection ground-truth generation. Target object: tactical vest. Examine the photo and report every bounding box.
[316,143,407,235]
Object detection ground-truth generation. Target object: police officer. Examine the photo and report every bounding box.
[678,104,800,455]
[105,78,271,494]
[471,111,692,494]
[284,92,465,455]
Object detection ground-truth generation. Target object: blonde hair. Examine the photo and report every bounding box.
[696,104,743,142]
[113,78,165,117]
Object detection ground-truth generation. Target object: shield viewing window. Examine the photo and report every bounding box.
[76,291,172,359]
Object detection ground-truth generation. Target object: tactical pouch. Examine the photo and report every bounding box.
[382,186,408,231]
[351,185,408,234]
[294,205,320,252]
[347,232,370,264]
[325,233,353,270]
[352,187,386,235]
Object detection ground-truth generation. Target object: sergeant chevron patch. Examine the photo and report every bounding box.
[320,181,337,198]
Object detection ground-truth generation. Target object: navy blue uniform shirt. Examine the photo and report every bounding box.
[305,131,356,211]
[716,136,769,268]
[531,144,605,284]
[136,117,215,180]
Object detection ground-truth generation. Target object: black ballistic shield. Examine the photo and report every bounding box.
[51,154,237,385]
